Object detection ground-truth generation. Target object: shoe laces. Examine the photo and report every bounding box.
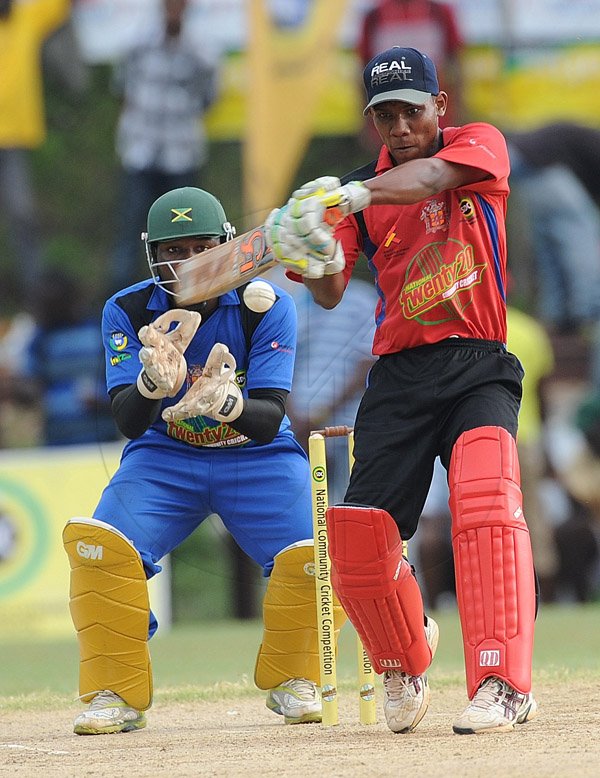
[383,671,421,700]
[471,677,524,715]
[282,678,317,699]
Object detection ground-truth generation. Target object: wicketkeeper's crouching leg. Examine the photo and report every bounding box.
[449,426,538,734]
[63,517,151,735]
[254,540,347,724]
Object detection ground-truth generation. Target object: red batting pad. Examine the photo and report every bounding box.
[326,505,431,676]
[449,427,536,698]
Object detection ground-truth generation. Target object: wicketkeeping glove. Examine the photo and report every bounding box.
[136,309,201,400]
[161,342,243,423]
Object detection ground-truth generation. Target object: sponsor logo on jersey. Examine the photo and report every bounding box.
[165,364,250,447]
[166,420,249,447]
[459,196,476,223]
[109,332,128,351]
[468,138,497,159]
[384,228,402,248]
[400,239,486,323]
[270,341,294,354]
[189,364,247,389]
[381,223,407,261]
[110,353,132,366]
[420,199,449,234]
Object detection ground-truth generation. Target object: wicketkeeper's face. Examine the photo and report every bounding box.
[155,235,220,286]
[369,93,447,165]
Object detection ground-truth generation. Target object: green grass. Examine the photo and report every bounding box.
[0,603,598,711]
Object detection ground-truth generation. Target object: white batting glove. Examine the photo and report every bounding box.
[292,175,343,200]
[291,177,372,228]
[265,206,330,278]
[136,309,201,400]
[271,178,370,268]
[161,342,243,423]
[322,240,346,275]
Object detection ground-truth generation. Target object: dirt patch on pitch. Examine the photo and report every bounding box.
[1,680,599,777]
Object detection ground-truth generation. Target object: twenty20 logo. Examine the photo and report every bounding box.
[239,228,269,275]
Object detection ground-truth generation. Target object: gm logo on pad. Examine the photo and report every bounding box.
[76,541,103,560]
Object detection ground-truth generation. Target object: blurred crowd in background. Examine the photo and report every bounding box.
[1,0,600,615]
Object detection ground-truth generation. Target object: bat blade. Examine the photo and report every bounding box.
[175,225,277,305]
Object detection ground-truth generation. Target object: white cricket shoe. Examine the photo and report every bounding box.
[453,676,538,735]
[73,690,146,735]
[266,678,322,724]
[383,616,439,734]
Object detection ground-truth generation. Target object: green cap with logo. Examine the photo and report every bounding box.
[146,187,229,243]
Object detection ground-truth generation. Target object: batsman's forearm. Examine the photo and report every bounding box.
[110,384,162,439]
[365,157,489,204]
[364,158,447,204]
[303,273,345,309]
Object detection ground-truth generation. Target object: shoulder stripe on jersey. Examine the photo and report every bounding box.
[115,285,156,333]
[363,243,387,328]
[341,159,386,323]
[476,194,506,302]
[349,202,386,328]
[340,159,377,185]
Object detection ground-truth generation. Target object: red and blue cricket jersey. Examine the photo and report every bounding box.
[337,123,510,354]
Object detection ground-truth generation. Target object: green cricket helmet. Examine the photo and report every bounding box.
[142,187,236,295]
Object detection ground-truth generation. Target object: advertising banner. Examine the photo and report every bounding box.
[0,443,170,641]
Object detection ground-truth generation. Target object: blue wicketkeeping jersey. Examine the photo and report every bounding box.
[102,279,297,449]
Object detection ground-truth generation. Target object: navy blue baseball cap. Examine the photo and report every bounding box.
[362,46,440,115]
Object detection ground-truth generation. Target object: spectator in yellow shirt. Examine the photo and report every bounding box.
[0,0,69,310]
[507,305,558,600]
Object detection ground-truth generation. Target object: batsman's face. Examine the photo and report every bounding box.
[370,93,447,165]
[155,235,220,285]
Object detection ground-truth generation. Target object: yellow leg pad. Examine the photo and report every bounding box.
[254,542,347,690]
[63,518,153,711]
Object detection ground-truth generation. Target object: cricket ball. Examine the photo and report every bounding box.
[243,280,276,313]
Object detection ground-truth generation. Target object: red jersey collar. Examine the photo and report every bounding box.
[375,145,396,175]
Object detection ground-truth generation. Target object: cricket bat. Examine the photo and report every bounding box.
[175,225,277,305]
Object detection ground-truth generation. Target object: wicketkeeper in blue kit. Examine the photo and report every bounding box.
[62,187,345,734]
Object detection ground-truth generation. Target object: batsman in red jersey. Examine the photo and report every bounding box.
[265,46,538,735]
